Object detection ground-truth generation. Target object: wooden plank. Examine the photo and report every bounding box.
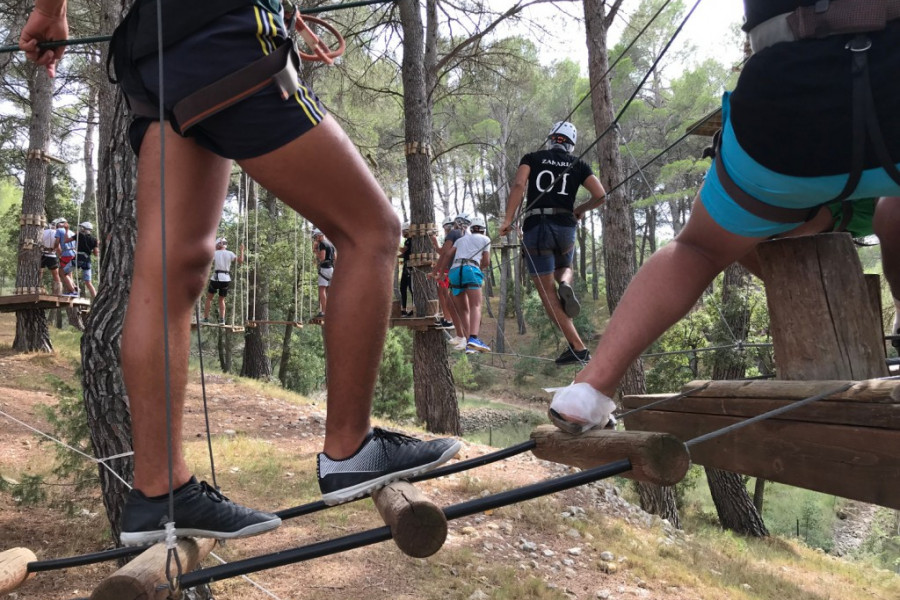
[0,547,36,594]
[678,379,900,403]
[530,425,690,487]
[621,394,900,430]
[372,481,447,558]
[757,234,888,380]
[686,109,722,137]
[91,538,215,600]
[190,323,245,332]
[623,411,900,510]
[0,293,90,312]
[245,321,303,328]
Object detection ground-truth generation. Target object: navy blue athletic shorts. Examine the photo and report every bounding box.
[129,5,326,159]
[522,221,576,276]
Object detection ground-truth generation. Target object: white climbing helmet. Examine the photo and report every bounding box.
[311,228,322,239]
[469,216,486,231]
[402,221,410,231]
[216,237,227,247]
[454,213,471,227]
[55,217,68,226]
[548,121,577,148]
[79,221,93,231]
[442,216,454,228]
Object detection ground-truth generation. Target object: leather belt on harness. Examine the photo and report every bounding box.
[522,207,574,220]
[126,40,301,134]
[749,0,900,53]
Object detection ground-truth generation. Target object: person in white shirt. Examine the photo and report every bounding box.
[435,215,492,353]
[40,221,63,295]
[202,237,243,324]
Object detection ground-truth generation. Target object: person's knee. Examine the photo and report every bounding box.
[179,244,217,299]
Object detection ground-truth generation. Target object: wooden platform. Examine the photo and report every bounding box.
[307,316,324,326]
[390,316,441,331]
[0,293,90,312]
[190,322,245,333]
[622,379,900,509]
[245,320,303,328]
[686,109,722,137]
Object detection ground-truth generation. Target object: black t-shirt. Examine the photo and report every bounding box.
[520,148,594,229]
[77,233,98,256]
[401,238,412,269]
[743,1,817,31]
[730,20,900,176]
[317,240,335,266]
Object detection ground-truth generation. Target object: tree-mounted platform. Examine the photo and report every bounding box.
[190,322,245,333]
[686,108,722,137]
[245,320,303,328]
[622,378,900,509]
[389,316,442,331]
[306,315,324,326]
[0,293,90,313]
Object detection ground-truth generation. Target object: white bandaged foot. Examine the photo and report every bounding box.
[546,382,616,434]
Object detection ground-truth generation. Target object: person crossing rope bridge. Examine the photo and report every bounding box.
[500,121,608,367]
[19,0,459,545]
[201,237,243,324]
[543,0,900,434]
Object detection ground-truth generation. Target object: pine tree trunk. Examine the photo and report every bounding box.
[241,183,271,380]
[278,304,296,385]
[13,63,53,353]
[704,264,768,537]
[81,0,138,542]
[399,0,459,434]
[584,0,680,527]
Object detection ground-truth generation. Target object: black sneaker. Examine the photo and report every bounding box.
[555,347,591,366]
[893,328,900,349]
[119,477,281,546]
[557,282,580,319]
[317,428,461,505]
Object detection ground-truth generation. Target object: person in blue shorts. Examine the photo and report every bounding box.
[437,216,492,353]
[500,121,607,366]
[21,0,459,545]
[542,2,900,433]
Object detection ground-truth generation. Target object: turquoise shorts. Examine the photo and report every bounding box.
[448,264,483,296]
[699,93,900,238]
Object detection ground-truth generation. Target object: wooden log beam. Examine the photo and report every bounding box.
[90,538,215,600]
[0,547,36,594]
[372,481,447,558]
[757,234,888,380]
[622,410,900,510]
[529,425,690,487]
[678,379,900,403]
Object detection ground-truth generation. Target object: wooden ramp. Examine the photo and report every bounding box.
[622,379,900,509]
[0,293,90,313]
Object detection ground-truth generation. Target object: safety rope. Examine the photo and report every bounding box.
[194,304,219,490]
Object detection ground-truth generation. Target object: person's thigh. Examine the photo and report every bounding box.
[522,226,554,276]
[239,116,396,246]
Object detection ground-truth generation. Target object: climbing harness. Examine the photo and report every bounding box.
[718,0,900,228]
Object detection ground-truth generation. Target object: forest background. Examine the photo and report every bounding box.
[0,0,897,583]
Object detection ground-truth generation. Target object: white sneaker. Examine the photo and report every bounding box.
[546,382,616,434]
[454,338,468,351]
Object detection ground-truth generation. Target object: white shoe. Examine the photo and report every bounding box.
[454,339,468,351]
[546,382,616,434]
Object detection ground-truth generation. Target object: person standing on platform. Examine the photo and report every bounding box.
[40,220,63,295]
[70,221,100,298]
[202,237,243,324]
[398,222,414,317]
[313,228,336,318]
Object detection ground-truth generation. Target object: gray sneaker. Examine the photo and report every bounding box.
[317,428,460,505]
[119,477,281,546]
[557,282,580,318]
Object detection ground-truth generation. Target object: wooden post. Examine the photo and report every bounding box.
[529,425,690,487]
[0,547,36,594]
[756,233,888,380]
[90,538,216,600]
[371,481,447,558]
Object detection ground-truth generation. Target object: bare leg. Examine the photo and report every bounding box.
[85,280,97,298]
[466,288,482,337]
[452,291,470,339]
[49,269,61,295]
[532,272,585,351]
[874,197,900,303]
[203,292,213,320]
[239,115,398,459]
[575,197,764,397]
[122,123,231,496]
[318,285,327,314]
[217,295,226,322]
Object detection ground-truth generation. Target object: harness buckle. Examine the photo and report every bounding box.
[846,34,872,53]
[814,0,829,15]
